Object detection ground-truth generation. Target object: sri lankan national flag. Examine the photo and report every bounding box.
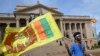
[17,12,63,56]
[1,12,63,56]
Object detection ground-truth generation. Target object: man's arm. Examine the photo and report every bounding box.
[64,43,71,56]
[69,44,74,56]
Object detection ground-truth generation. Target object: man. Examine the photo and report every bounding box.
[70,32,85,56]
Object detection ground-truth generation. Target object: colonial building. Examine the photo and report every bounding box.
[0,3,97,56]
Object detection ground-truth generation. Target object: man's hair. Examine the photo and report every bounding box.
[73,32,81,38]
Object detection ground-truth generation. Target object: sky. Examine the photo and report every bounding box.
[0,0,100,34]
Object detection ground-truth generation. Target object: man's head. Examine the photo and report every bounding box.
[73,32,81,43]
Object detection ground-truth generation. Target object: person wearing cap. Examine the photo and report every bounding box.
[69,32,85,56]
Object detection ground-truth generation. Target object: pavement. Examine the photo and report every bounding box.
[87,48,100,56]
[20,39,100,56]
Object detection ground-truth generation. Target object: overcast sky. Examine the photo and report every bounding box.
[0,0,100,34]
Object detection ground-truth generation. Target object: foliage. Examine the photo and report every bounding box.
[91,42,100,50]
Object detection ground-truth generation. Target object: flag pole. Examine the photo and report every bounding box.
[63,38,71,56]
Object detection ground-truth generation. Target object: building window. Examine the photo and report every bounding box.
[83,34,86,38]
[77,23,80,30]
[19,19,26,27]
[71,23,74,30]
[65,23,69,30]
[10,23,16,27]
[82,23,85,29]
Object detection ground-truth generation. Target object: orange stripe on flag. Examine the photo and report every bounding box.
[34,21,46,40]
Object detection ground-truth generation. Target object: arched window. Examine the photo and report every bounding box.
[19,18,26,27]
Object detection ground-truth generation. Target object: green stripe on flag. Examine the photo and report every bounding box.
[40,18,54,38]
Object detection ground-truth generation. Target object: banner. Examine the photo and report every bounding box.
[1,12,63,56]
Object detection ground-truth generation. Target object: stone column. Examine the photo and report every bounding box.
[69,23,73,40]
[60,19,64,34]
[63,22,66,36]
[16,19,19,28]
[6,22,10,26]
[0,23,1,43]
[80,23,83,39]
[26,18,29,26]
[75,23,77,32]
